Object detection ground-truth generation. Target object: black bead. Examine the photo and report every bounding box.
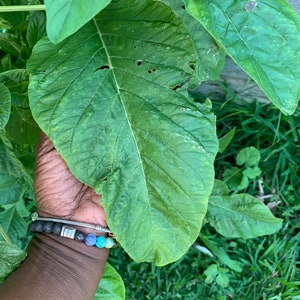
[29,221,37,232]
[43,221,54,233]
[75,231,86,242]
[35,221,44,232]
[52,222,62,235]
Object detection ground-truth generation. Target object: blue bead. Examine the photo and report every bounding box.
[96,236,107,248]
[85,233,97,246]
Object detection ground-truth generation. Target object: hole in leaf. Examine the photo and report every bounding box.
[188,61,195,70]
[181,5,186,9]
[94,65,110,72]
[152,67,157,72]
[172,83,183,91]
[136,60,142,66]
[147,70,152,74]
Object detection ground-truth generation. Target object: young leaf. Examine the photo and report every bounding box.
[28,0,218,266]
[183,0,300,115]
[204,264,218,284]
[207,180,282,239]
[26,11,46,49]
[222,166,248,191]
[44,0,111,43]
[0,241,26,283]
[216,271,230,288]
[94,263,125,300]
[236,146,260,167]
[0,82,11,129]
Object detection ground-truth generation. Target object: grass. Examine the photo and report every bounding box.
[108,96,300,299]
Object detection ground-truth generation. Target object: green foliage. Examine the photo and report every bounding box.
[223,146,262,191]
[95,263,125,300]
[44,0,111,43]
[183,0,300,115]
[27,0,218,266]
[0,241,27,283]
[204,264,230,288]
[218,127,235,153]
[0,82,10,129]
[1,0,299,298]
[207,180,282,239]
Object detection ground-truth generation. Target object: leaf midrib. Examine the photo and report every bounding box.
[92,17,155,241]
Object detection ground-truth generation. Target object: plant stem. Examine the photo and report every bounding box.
[0,5,45,12]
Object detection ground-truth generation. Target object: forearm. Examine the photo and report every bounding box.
[0,233,109,300]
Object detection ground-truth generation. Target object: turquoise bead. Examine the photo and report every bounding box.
[96,236,107,248]
[85,233,97,246]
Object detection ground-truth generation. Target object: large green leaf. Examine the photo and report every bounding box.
[28,0,218,265]
[183,0,300,115]
[207,180,282,239]
[0,82,11,129]
[94,263,125,300]
[44,0,111,43]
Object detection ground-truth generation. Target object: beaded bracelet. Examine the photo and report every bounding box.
[31,212,112,234]
[29,220,117,249]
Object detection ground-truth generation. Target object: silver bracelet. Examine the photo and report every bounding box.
[31,212,112,234]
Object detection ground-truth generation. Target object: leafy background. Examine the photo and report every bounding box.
[1,0,299,298]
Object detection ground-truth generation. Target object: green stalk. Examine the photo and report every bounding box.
[0,5,45,12]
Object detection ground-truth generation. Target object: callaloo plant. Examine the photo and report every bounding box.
[1,0,299,297]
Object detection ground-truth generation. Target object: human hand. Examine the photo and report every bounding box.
[34,133,107,227]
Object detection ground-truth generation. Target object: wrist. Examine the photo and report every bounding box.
[0,234,109,300]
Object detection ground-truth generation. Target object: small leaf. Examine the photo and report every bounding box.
[44,0,112,43]
[0,82,11,129]
[204,264,218,284]
[216,272,230,288]
[223,167,248,191]
[26,11,46,49]
[207,183,283,239]
[0,241,27,283]
[236,147,260,167]
[94,263,125,300]
[183,0,300,115]
[218,127,236,153]
[243,166,261,179]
